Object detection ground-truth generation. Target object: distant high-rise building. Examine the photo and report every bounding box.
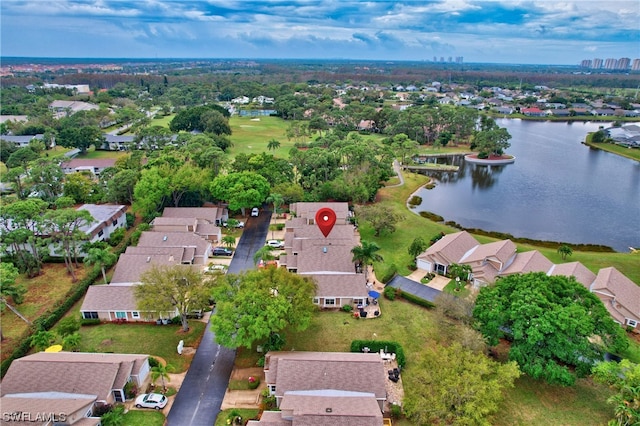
[632,59,640,71]
[455,56,463,64]
[604,58,617,70]
[440,56,444,62]
[592,58,603,69]
[581,59,592,68]
[616,58,631,70]
[433,56,437,62]
[448,56,452,62]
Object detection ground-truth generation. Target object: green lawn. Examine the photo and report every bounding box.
[228,115,293,157]
[270,299,615,425]
[76,321,206,372]
[214,409,260,426]
[80,148,127,159]
[584,140,640,161]
[121,410,165,426]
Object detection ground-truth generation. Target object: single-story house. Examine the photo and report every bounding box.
[521,107,548,117]
[310,274,369,308]
[161,206,228,226]
[60,158,118,176]
[49,100,99,119]
[416,231,479,275]
[0,393,100,425]
[0,133,45,148]
[109,252,202,285]
[548,261,596,287]
[80,284,177,322]
[151,216,221,243]
[263,351,386,412]
[136,231,212,261]
[1,352,150,407]
[590,267,640,329]
[100,134,135,151]
[289,202,351,225]
[248,390,383,425]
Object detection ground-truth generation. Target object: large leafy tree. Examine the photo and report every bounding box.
[0,262,29,339]
[169,104,230,133]
[135,265,211,332]
[209,171,270,215]
[210,267,317,349]
[57,126,105,154]
[355,204,405,237]
[0,198,48,276]
[403,343,520,425]
[473,272,628,386]
[593,359,640,426]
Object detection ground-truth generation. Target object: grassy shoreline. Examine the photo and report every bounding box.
[369,170,640,284]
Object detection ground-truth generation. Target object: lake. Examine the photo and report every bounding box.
[415,119,640,252]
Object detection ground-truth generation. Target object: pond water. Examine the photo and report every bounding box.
[415,119,640,252]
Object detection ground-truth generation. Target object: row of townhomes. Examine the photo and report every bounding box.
[416,231,640,329]
[1,352,151,425]
[246,203,392,424]
[80,206,227,322]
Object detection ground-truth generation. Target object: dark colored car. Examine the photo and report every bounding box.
[212,247,233,256]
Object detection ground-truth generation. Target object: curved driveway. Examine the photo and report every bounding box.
[167,209,272,426]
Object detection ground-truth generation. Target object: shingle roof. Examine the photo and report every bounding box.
[161,207,222,223]
[81,285,138,311]
[460,239,516,265]
[110,253,187,284]
[417,231,479,265]
[548,262,596,287]
[77,204,127,237]
[280,391,382,425]
[1,352,148,401]
[295,243,356,274]
[591,267,640,320]
[264,352,386,400]
[310,274,369,298]
[61,158,117,170]
[290,202,350,223]
[0,394,97,420]
[500,250,553,276]
[247,411,290,425]
[137,231,210,258]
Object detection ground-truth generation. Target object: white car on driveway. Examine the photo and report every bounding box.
[266,239,284,248]
[135,393,167,410]
[251,208,259,217]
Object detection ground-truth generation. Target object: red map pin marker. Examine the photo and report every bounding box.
[315,207,337,238]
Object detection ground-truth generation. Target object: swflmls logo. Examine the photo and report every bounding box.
[2,412,67,422]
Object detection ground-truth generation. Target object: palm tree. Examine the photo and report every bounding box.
[222,235,236,249]
[253,245,275,266]
[267,138,281,152]
[83,247,117,284]
[266,193,284,219]
[557,244,573,261]
[151,363,175,392]
[351,241,383,280]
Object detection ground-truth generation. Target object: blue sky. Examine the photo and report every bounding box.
[1,0,639,65]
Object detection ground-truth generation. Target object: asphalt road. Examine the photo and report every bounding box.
[166,208,272,426]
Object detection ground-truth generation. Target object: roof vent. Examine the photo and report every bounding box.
[326,408,332,413]
[163,235,168,241]
[146,256,151,263]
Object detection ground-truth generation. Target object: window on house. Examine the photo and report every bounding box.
[325,298,335,306]
[115,311,126,319]
[269,385,276,395]
[132,311,140,319]
[98,230,104,237]
[113,218,118,226]
[312,298,319,305]
[82,311,98,319]
[627,319,638,328]
[353,298,364,306]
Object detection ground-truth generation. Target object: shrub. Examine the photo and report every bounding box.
[408,195,422,207]
[148,356,160,368]
[341,304,353,313]
[56,316,80,336]
[124,381,138,399]
[276,223,285,230]
[248,376,261,390]
[125,212,136,228]
[171,316,181,325]
[420,211,444,222]
[384,286,397,301]
[107,227,126,247]
[399,291,435,309]
[390,403,403,419]
[376,263,397,284]
[80,318,101,326]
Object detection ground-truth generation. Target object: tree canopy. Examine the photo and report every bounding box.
[593,359,640,426]
[473,272,628,386]
[209,171,270,214]
[403,342,520,425]
[135,264,211,331]
[210,267,317,349]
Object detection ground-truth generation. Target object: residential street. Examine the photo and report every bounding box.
[166,208,272,425]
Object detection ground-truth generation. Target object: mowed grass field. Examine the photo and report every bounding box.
[236,299,615,425]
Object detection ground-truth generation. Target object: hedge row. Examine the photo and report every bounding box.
[399,290,435,309]
[0,232,132,378]
[350,340,406,367]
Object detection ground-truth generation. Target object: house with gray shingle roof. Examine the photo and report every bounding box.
[161,206,228,226]
[60,158,118,176]
[548,262,596,287]
[262,351,386,413]
[0,133,45,148]
[1,352,150,411]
